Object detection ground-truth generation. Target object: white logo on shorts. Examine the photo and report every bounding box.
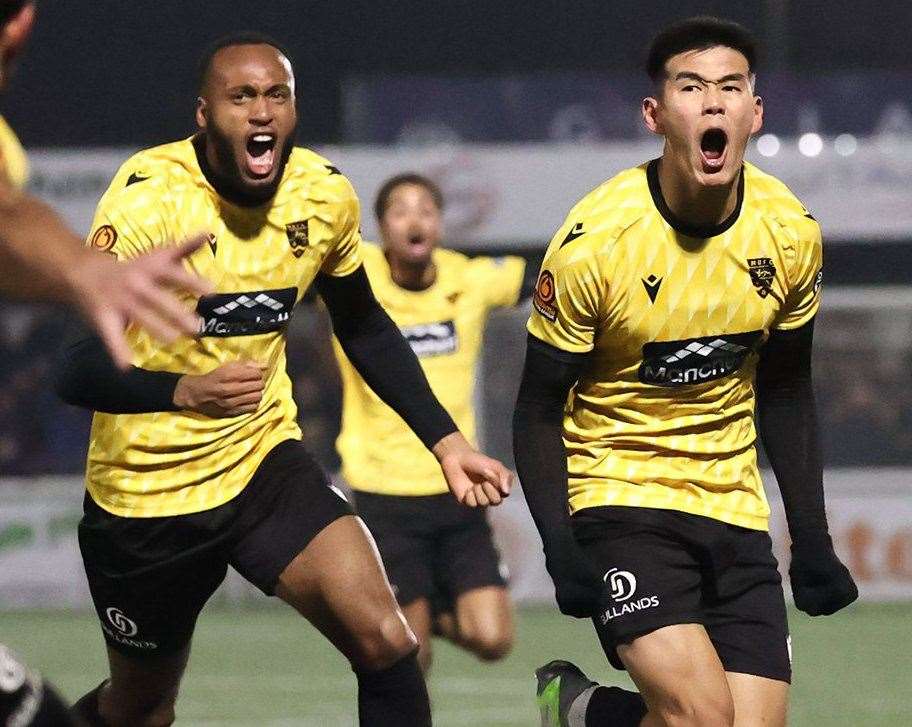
[105,607,138,637]
[604,568,637,602]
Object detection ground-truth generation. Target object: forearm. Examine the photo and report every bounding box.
[512,335,583,547]
[55,331,181,413]
[757,321,828,539]
[0,190,89,303]
[512,403,574,548]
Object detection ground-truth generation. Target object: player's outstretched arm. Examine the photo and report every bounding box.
[0,184,209,368]
[316,265,512,507]
[757,318,858,616]
[512,333,604,617]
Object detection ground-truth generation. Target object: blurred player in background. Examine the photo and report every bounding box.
[0,0,210,368]
[55,34,511,727]
[513,16,857,727]
[335,173,539,674]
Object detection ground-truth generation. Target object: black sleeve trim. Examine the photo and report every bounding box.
[315,266,457,450]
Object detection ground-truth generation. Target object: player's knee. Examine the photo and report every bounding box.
[654,688,734,727]
[352,611,419,671]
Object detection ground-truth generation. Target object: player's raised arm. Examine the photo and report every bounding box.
[512,334,603,616]
[756,318,858,616]
[315,265,512,507]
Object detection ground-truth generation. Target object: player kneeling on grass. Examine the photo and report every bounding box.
[335,173,540,674]
[512,16,857,727]
[55,33,510,727]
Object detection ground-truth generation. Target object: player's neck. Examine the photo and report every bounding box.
[654,156,743,236]
[386,253,437,291]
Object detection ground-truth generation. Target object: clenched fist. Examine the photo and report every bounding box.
[172,361,266,417]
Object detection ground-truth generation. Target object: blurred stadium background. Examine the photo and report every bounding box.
[1,2,910,724]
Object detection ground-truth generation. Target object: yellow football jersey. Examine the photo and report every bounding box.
[84,137,363,517]
[336,243,525,496]
[527,160,822,531]
[0,115,28,190]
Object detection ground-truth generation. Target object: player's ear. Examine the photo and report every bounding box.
[751,95,764,135]
[196,97,208,130]
[642,96,663,135]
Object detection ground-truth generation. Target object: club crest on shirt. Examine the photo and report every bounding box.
[533,270,557,322]
[285,220,310,258]
[747,257,776,298]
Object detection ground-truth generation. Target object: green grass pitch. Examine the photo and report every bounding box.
[2,603,909,725]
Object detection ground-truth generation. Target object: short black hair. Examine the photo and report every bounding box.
[647,16,757,83]
[374,173,444,221]
[0,1,29,26]
[198,32,293,93]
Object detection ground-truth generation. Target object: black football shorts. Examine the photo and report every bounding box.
[353,491,508,612]
[573,506,791,683]
[78,440,353,657]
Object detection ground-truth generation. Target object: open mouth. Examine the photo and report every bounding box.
[700,128,728,172]
[245,132,277,177]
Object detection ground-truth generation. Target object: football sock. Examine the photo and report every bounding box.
[569,685,647,727]
[354,651,431,727]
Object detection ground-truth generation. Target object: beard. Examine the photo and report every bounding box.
[204,122,297,206]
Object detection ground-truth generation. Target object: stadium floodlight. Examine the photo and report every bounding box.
[834,134,858,157]
[756,133,781,157]
[798,133,824,157]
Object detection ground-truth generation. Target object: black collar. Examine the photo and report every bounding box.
[192,134,275,209]
[647,158,744,238]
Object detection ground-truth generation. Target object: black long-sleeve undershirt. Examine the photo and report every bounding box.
[55,323,181,413]
[512,334,586,548]
[517,255,544,303]
[756,318,829,540]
